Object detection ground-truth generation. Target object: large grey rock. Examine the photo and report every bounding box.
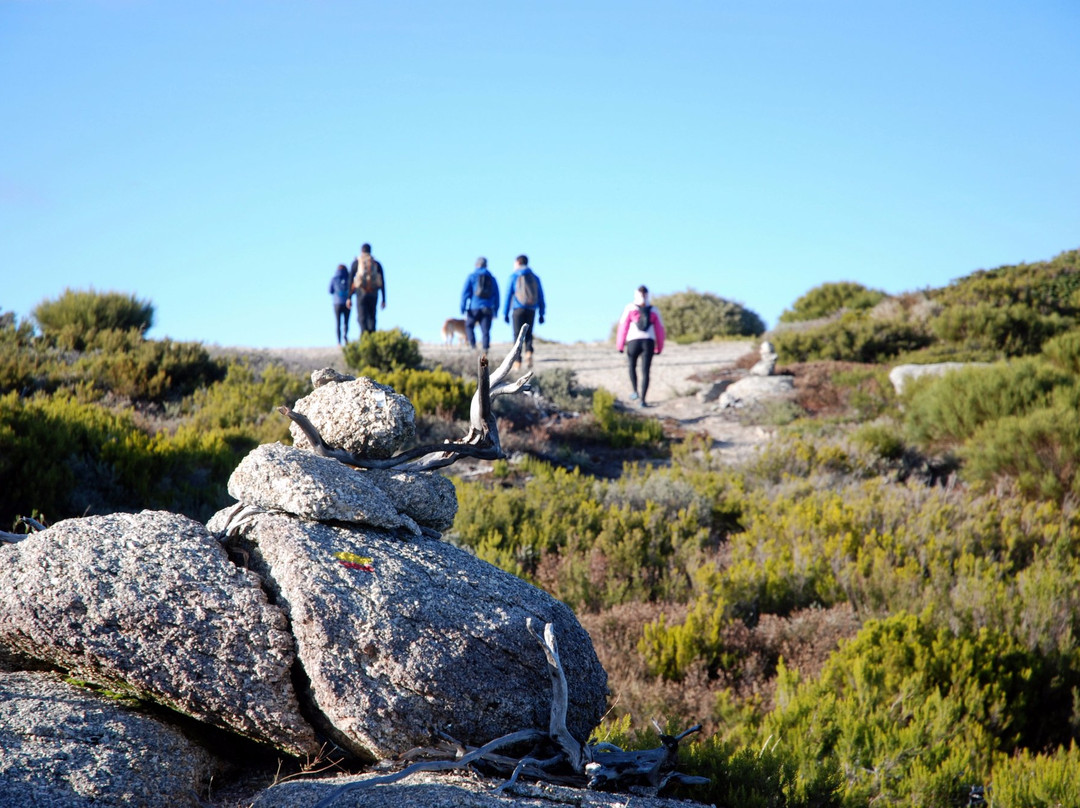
[695,379,732,403]
[227,512,608,760]
[290,376,416,459]
[226,442,422,535]
[888,361,988,395]
[0,510,317,756]
[0,670,221,808]
[717,374,794,409]
[363,468,458,532]
[251,770,704,808]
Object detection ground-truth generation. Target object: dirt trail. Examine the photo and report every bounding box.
[211,339,767,462]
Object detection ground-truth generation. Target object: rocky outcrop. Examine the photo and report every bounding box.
[250,770,704,808]
[224,441,458,534]
[227,442,425,534]
[289,375,415,459]
[217,510,607,759]
[717,374,795,409]
[0,362,614,805]
[887,361,988,395]
[0,671,221,808]
[0,510,318,755]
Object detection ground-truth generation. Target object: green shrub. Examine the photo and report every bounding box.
[342,328,422,372]
[0,310,41,394]
[771,313,933,363]
[851,421,905,461]
[1041,327,1080,374]
[530,367,594,413]
[355,366,475,420]
[450,457,713,611]
[183,361,310,445]
[989,742,1080,807]
[932,248,1080,316]
[963,403,1080,501]
[32,289,154,351]
[928,302,1070,357]
[652,289,765,343]
[763,613,1068,807]
[591,388,665,449]
[902,358,1069,450]
[779,282,886,323]
[75,338,227,402]
[0,392,237,526]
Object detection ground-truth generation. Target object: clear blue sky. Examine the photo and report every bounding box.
[3,1,1078,348]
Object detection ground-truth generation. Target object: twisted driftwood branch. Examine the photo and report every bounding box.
[0,516,46,544]
[279,324,534,472]
[308,621,707,807]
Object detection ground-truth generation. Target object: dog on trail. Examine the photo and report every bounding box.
[441,318,468,345]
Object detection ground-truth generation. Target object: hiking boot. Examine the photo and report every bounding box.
[511,361,521,372]
[525,350,533,369]
[629,392,639,401]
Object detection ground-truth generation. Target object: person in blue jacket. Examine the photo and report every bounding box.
[461,257,500,351]
[502,254,545,369]
[329,263,352,345]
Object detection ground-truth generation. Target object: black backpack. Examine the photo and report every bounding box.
[515,272,539,307]
[474,270,494,301]
[636,304,652,330]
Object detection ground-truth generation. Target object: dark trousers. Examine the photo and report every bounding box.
[466,307,493,350]
[511,307,536,352]
[358,293,379,333]
[626,339,655,402]
[333,304,350,344]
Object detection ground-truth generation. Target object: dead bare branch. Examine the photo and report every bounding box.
[281,325,533,473]
[306,620,707,805]
[311,728,546,808]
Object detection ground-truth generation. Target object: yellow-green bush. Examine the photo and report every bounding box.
[771,313,933,364]
[342,327,422,372]
[450,456,715,611]
[651,289,765,343]
[74,337,226,402]
[963,402,1080,501]
[762,613,1077,807]
[591,388,664,449]
[988,742,1080,807]
[32,288,154,351]
[0,392,237,526]
[182,361,309,445]
[355,366,475,420]
[928,302,1070,358]
[779,281,886,324]
[902,358,1069,451]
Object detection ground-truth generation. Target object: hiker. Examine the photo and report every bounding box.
[329,263,352,345]
[350,243,386,334]
[615,285,666,408]
[461,256,500,351]
[503,254,545,369]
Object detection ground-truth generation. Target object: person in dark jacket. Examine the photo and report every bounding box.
[329,263,352,345]
[460,257,500,351]
[502,254,545,369]
[349,243,386,334]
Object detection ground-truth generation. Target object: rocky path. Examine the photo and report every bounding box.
[210,338,768,461]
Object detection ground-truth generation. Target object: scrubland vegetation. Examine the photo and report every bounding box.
[5,251,1080,806]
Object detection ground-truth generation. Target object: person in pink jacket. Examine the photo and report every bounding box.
[615,285,666,408]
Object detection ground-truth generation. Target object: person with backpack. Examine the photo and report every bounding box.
[461,256,500,351]
[329,263,352,345]
[349,243,386,334]
[615,285,666,408]
[502,254,545,369]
